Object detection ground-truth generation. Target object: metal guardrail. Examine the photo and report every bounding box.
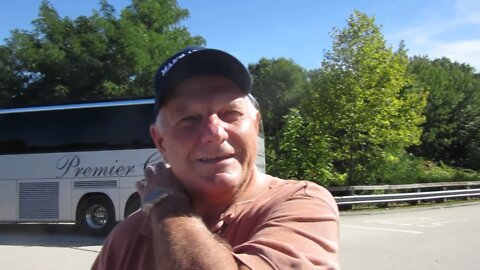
[334,188,480,205]
[328,181,480,206]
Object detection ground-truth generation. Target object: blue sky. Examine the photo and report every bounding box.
[1,0,479,71]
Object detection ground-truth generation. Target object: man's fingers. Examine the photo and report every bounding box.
[155,162,169,171]
[143,161,185,193]
[143,162,170,190]
[144,165,156,181]
[136,180,147,200]
[136,180,145,191]
[145,162,168,180]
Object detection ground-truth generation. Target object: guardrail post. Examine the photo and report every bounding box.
[409,188,421,205]
[442,186,447,203]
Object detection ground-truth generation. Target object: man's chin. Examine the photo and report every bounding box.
[203,171,242,186]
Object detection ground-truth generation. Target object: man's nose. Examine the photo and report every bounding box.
[200,115,228,144]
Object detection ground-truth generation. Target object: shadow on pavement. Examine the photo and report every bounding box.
[0,223,105,247]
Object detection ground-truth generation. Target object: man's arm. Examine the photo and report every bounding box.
[137,163,248,270]
[149,196,248,270]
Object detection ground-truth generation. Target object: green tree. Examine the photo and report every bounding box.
[273,108,342,185]
[0,0,204,107]
[408,57,480,170]
[0,45,23,104]
[303,11,426,185]
[248,58,308,175]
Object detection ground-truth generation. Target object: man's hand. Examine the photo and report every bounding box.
[135,162,188,202]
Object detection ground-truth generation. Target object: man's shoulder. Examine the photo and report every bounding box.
[265,176,338,211]
[107,210,149,240]
[269,176,333,197]
[92,210,153,270]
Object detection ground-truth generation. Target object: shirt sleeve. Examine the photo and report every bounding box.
[232,182,340,270]
[91,211,155,270]
[91,226,120,270]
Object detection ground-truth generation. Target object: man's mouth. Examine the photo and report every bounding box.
[198,154,234,163]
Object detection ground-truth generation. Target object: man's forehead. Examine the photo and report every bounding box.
[168,75,244,99]
[167,93,247,109]
[159,92,247,117]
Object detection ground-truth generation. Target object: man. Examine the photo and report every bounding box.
[92,47,340,270]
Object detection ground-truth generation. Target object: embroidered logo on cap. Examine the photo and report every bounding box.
[160,48,198,77]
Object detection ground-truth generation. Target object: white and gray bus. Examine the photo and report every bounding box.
[0,98,266,235]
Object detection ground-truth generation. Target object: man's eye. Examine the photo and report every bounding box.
[177,116,200,127]
[221,111,242,123]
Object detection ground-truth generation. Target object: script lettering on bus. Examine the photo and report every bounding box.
[142,152,163,170]
[56,154,136,178]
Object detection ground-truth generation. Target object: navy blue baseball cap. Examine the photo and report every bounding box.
[154,46,252,116]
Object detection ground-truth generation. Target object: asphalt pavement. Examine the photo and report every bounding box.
[340,202,480,269]
[0,223,102,270]
[1,202,479,269]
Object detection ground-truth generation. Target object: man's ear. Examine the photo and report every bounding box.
[255,111,261,133]
[150,124,166,155]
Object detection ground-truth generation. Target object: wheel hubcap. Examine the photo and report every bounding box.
[86,204,108,229]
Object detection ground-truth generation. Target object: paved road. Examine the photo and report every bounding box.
[340,202,480,270]
[0,224,102,270]
[0,202,478,269]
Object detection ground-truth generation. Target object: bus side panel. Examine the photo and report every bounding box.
[60,178,73,221]
[16,179,69,222]
[0,180,17,221]
[1,154,72,222]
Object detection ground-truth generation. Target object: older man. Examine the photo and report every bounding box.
[92,47,340,270]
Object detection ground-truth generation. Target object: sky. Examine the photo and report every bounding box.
[1,0,479,71]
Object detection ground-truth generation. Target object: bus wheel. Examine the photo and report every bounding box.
[76,195,115,236]
[124,194,141,218]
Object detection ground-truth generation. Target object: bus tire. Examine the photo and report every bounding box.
[76,195,116,236]
[124,194,141,218]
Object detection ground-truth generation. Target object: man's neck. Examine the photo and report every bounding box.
[192,168,268,228]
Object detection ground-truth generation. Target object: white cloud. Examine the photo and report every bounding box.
[430,40,480,70]
[388,0,480,71]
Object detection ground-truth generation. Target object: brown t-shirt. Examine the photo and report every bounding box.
[92,177,340,269]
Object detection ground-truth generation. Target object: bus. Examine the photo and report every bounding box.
[0,99,266,235]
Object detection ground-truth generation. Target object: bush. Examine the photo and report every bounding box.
[379,150,423,184]
[381,154,480,184]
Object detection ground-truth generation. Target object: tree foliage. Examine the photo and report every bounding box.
[0,0,204,107]
[281,11,427,185]
[249,58,308,135]
[408,57,480,170]
[272,108,344,185]
[248,58,309,175]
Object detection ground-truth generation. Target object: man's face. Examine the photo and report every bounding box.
[151,75,259,202]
